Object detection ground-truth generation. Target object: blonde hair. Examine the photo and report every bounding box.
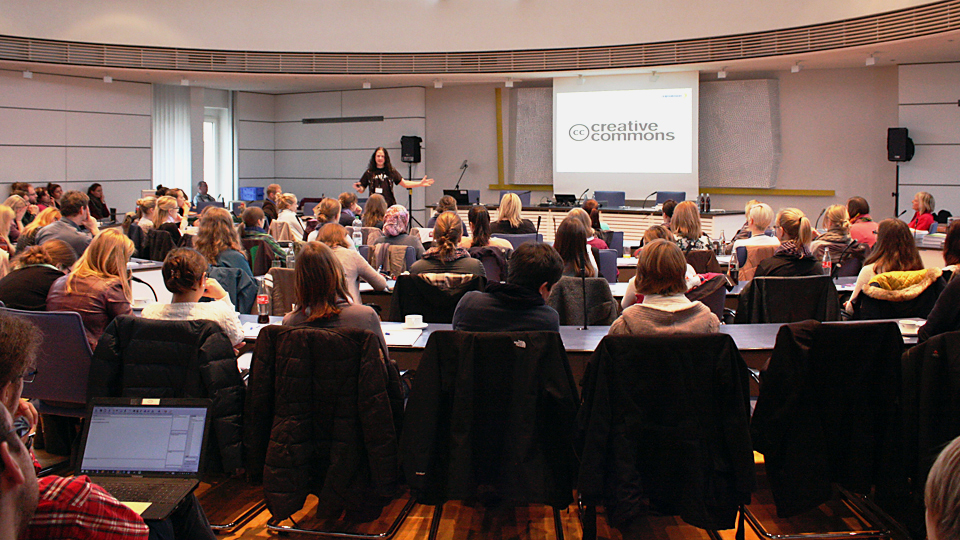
[22,206,61,237]
[136,196,157,219]
[671,200,702,240]
[276,192,297,211]
[66,228,134,301]
[744,199,761,214]
[0,206,14,254]
[822,204,850,233]
[497,193,523,228]
[916,191,935,215]
[926,435,960,540]
[776,208,813,246]
[156,195,179,222]
[567,208,593,235]
[2,195,27,212]
[748,203,775,231]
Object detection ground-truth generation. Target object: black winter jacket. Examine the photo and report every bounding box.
[400,331,579,508]
[90,316,245,473]
[577,334,755,530]
[244,325,403,521]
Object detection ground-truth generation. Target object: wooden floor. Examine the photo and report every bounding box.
[200,452,907,540]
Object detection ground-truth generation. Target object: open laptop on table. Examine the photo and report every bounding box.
[75,398,212,521]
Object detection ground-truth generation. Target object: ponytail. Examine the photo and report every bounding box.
[797,216,813,246]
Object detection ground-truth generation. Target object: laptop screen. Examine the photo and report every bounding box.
[79,404,208,477]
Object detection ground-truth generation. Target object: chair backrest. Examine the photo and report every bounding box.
[593,190,626,208]
[491,232,541,250]
[5,307,93,407]
[597,248,618,283]
[346,226,383,246]
[685,274,728,321]
[142,228,176,262]
[685,249,722,274]
[126,222,144,257]
[737,245,778,281]
[854,273,946,320]
[267,267,297,316]
[547,276,619,326]
[599,230,624,256]
[206,265,256,314]
[469,245,510,283]
[577,334,755,527]
[369,244,415,277]
[196,201,225,213]
[656,191,686,205]
[241,237,276,276]
[751,320,903,517]
[247,200,264,208]
[400,330,579,506]
[301,201,319,217]
[268,220,295,242]
[389,274,486,323]
[734,275,841,324]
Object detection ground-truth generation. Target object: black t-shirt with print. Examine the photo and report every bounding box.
[359,167,402,206]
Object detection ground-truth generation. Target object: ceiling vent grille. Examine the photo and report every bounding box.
[0,1,957,74]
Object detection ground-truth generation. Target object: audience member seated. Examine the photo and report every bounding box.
[86,183,109,220]
[909,191,936,232]
[609,239,719,335]
[262,183,281,221]
[925,435,960,540]
[490,192,536,234]
[274,192,304,238]
[316,224,387,305]
[671,200,712,251]
[846,218,924,314]
[35,190,99,258]
[409,212,485,277]
[623,226,701,309]
[942,220,960,282]
[2,196,29,244]
[810,204,867,264]
[0,313,215,540]
[660,198,677,228]
[0,241,76,311]
[11,183,38,228]
[373,204,425,258]
[847,196,878,247]
[732,202,779,251]
[0,207,15,257]
[46,229,134,350]
[241,206,286,260]
[155,195,186,245]
[338,191,362,226]
[582,199,610,232]
[35,187,53,212]
[554,217,598,277]
[754,208,821,278]
[569,207,608,250]
[129,195,158,232]
[361,193,387,230]
[15,207,60,252]
[140,248,244,347]
[306,198,356,248]
[194,180,216,205]
[46,183,62,210]
[195,206,254,278]
[731,200,762,242]
[452,242,563,332]
[426,195,459,229]
[459,205,512,251]
[282,241,390,361]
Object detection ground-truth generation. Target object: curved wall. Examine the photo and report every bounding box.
[0,0,931,53]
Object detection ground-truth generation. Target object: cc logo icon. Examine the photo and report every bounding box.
[569,124,589,141]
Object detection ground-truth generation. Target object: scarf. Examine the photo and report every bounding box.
[815,229,849,245]
[382,205,409,237]
[774,239,811,259]
[423,246,470,262]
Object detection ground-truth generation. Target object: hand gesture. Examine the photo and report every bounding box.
[202,277,228,300]
[354,181,364,193]
[421,176,435,187]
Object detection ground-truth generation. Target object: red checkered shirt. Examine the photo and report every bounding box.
[23,475,149,540]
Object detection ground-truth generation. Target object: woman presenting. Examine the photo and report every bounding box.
[354,147,433,207]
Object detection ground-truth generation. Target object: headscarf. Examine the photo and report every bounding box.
[383,205,409,237]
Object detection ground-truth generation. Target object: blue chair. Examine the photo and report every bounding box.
[597,248,618,283]
[593,191,625,208]
[491,232,542,249]
[499,190,531,207]
[301,201,319,217]
[195,201,225,213]
[600,230,624,256]
[657,191,686,205]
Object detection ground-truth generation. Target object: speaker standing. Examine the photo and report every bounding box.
[354,147,434,207]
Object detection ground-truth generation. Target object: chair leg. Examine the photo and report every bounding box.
[576,496,597,540]
[552,507,565,540]
[427,503,444,540]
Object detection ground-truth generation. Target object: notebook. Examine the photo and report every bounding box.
[76,398,212,521]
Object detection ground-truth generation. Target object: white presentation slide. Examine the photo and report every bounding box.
[553,72,699,201]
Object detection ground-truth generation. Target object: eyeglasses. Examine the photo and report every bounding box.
[9,416,33,451]
[21,370,37,384]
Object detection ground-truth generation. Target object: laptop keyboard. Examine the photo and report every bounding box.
[96,479,189,504]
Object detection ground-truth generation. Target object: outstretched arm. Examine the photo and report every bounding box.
[399,176,434,189]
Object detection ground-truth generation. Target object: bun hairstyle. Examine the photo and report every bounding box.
[161,248,207,294]
[776,208,813,246]
[276,192,297,211]
[823,204,851,233]
[432,211,464,259]
[156,195,178,221]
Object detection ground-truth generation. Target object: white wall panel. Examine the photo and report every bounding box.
[239,149,275,178]
[898,145,960,186]
[0,108,65,145]
[0,71,66,110]
[275,92,341,122]
[274,122,341,150]
[0,147,66,182]
[342,87,425,118]
[238,120,275,150]
[66,112,151,147]
[899,64,960,105]
[66,147,151,181]
[66,78,151,114]
[899,104,960,144]
[275,150,341,178]
[341,118,425,148]
[280,178,355,200]
[236,92,275,121]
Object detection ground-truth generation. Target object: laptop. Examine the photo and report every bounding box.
[554,194,577,207]
[75,398,212,521]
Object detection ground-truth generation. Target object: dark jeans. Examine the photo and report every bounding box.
[147,493,216,540]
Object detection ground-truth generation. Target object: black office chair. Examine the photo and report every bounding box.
[852,268,945,320]
[389,273,486,323]
[734,275,841,324]
[547,276,619,326]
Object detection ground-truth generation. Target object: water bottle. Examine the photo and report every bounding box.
[285,246,296,268]
[729,248,739,284]
[705,193,711,212]
[256,277,270,324]
[821,250,832,276]
[352,215,363,247]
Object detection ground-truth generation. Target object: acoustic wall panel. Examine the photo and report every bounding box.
[898,104,960,144]
[0,147,66,182]
[341,118,424,148]
[275,150,342,178]
[274,122,341,150]
[342,87,425,118]
[0,108,66,145]
[275,91,341,122]
[236,92,276,122]
[897,145,960,186]
[66,78,151,115]
[0,71,66,109]
[238,149,275,179]
[512,88,552,185]
[66,147,151,181]
[65,112,151,148]
[899,64,960,105]
[237,120,275,150]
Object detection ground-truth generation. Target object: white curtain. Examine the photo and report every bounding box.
[152,84,192,192]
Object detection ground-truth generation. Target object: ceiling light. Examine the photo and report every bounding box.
[505,78,514,88]
[362,81,371,89]
[865,55,876,66]
[717,69,727,79]
[22,71,32,79]
[103,76,113,83]
[433,79,442,89]
[791,63,801,73]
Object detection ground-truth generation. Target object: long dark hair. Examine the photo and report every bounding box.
[366,147,402,181]
[554,217,594,277]
[865,218,923,274]
[467,205,492,248]
[295,242,352,321]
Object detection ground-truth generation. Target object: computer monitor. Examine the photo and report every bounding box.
[239,186,265,201]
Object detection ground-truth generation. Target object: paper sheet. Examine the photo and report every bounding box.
[121,501,152,515]
[383,328,422,347]
[243,322,269,340]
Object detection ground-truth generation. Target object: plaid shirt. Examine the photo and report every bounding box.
[23,475,149,540]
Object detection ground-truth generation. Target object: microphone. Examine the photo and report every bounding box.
[130,275,158,301]
[577,188,589,205]
[459,160,468,170]
[641,191,657,209]
[578,247,589,331]
[536,215,541,233]
[815,207,826,229]
[897,209,908,218]
[454,160,468,190]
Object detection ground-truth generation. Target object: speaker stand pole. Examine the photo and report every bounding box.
[893,164,900,217]
[407,163,423,228]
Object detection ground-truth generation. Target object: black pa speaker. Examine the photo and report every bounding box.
[887,127,915,162]
[400,136,422,163]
